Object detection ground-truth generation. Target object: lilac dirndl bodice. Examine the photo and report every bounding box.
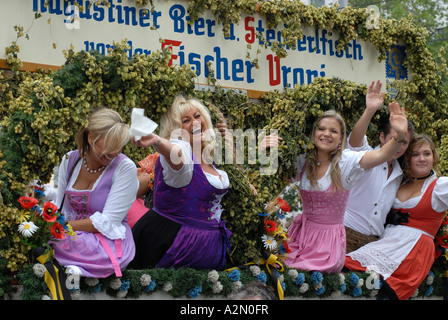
[52,150,135,278]
[150,153,231,269]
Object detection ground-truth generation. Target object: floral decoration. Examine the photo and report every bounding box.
[259,197,292,261]
[16,186,75,256]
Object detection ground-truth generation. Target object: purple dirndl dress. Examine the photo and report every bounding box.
[130,154,231,270]
[52,151,136,278]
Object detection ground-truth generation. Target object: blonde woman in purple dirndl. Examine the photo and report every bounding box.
[53,108,138,278]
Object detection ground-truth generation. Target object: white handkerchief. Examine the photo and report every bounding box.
[130,108,158,141]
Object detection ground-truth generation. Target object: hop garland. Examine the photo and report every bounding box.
[2,1,448,299]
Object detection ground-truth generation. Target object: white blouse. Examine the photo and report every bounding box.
[56,151,139,240]
[394,175,448,213]
[293,149,369,191]
[158,139,229,221]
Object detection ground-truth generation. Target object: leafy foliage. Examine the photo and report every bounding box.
[1,2,447,297]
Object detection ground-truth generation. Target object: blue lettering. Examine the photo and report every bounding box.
[293,68,305,86]
[123,5,138,26]
[232,59,244,81]
[170,4,186,33]
[266,29,276,46]
[108,1,116,23]
[139,9,150,27]
[307,35,315,53]
[245,61,255,83]
[152,10,161,29]
[189,53,202,75]
[320,29,328,55]
[345,42,352,59]
[224,23,236,41]
[93,4,105,21]
[352,39,363,60]
[214,47,230,80]
[297,36,306,52]
[178,45,185,65]
[207,19,215,37]
[48,0,63,15]
[282,66,291,87]
[306,69,318,83]
[256,20,265,45]
[320,64,326,77]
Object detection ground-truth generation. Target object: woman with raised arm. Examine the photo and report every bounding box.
[129,96,232,270]
[262,102,408,273]
[345,134,448,299]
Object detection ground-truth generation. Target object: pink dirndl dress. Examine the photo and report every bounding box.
[285,151,366,273]
[52,151,136,278]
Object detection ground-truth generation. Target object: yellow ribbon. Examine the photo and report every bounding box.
[34,248,70,300]
[225,251,285,300]
[260,253,284,300]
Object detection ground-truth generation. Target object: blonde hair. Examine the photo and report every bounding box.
[402,134,440,180]
[159,95,216,156]
[306,110,347,192]
[75,107,130,158]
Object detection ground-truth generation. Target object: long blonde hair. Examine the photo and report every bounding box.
[159,95,216,157]
[306,110,347,192]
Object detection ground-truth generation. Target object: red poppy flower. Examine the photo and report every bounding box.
[18,196,38,209]
[276,198,291,212]
[436,235,448,248]
[283,241,292,253]
[43,202,58,222]
[50,222,66,240]
[264,220,277,233]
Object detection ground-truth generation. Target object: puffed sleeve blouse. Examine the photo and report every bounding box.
[293,149,369,191]
[394,175,448,213]
[56,150,139,240]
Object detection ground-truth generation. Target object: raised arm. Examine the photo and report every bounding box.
[359,102,407,170]
[131,134,184,171]
[349,80,385,147]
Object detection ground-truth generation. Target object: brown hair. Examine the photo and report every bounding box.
[402,134,440,180]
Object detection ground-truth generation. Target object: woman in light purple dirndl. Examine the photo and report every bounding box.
[129,96,231,270]
[53,108,138,278]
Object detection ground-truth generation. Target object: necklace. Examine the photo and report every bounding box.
[83,158,105,174]
[412,170,434,181]
[316,159,330,166]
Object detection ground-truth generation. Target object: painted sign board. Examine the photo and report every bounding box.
[0,0,408,97]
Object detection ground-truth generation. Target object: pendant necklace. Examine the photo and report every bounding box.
[83,158,106,174]
[316,159,330,167]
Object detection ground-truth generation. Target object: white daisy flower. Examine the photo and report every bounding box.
[18,221,38,237]
[261,234,277,250]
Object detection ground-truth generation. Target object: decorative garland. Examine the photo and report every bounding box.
[1,0,448,299]
[15,263,445,300]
